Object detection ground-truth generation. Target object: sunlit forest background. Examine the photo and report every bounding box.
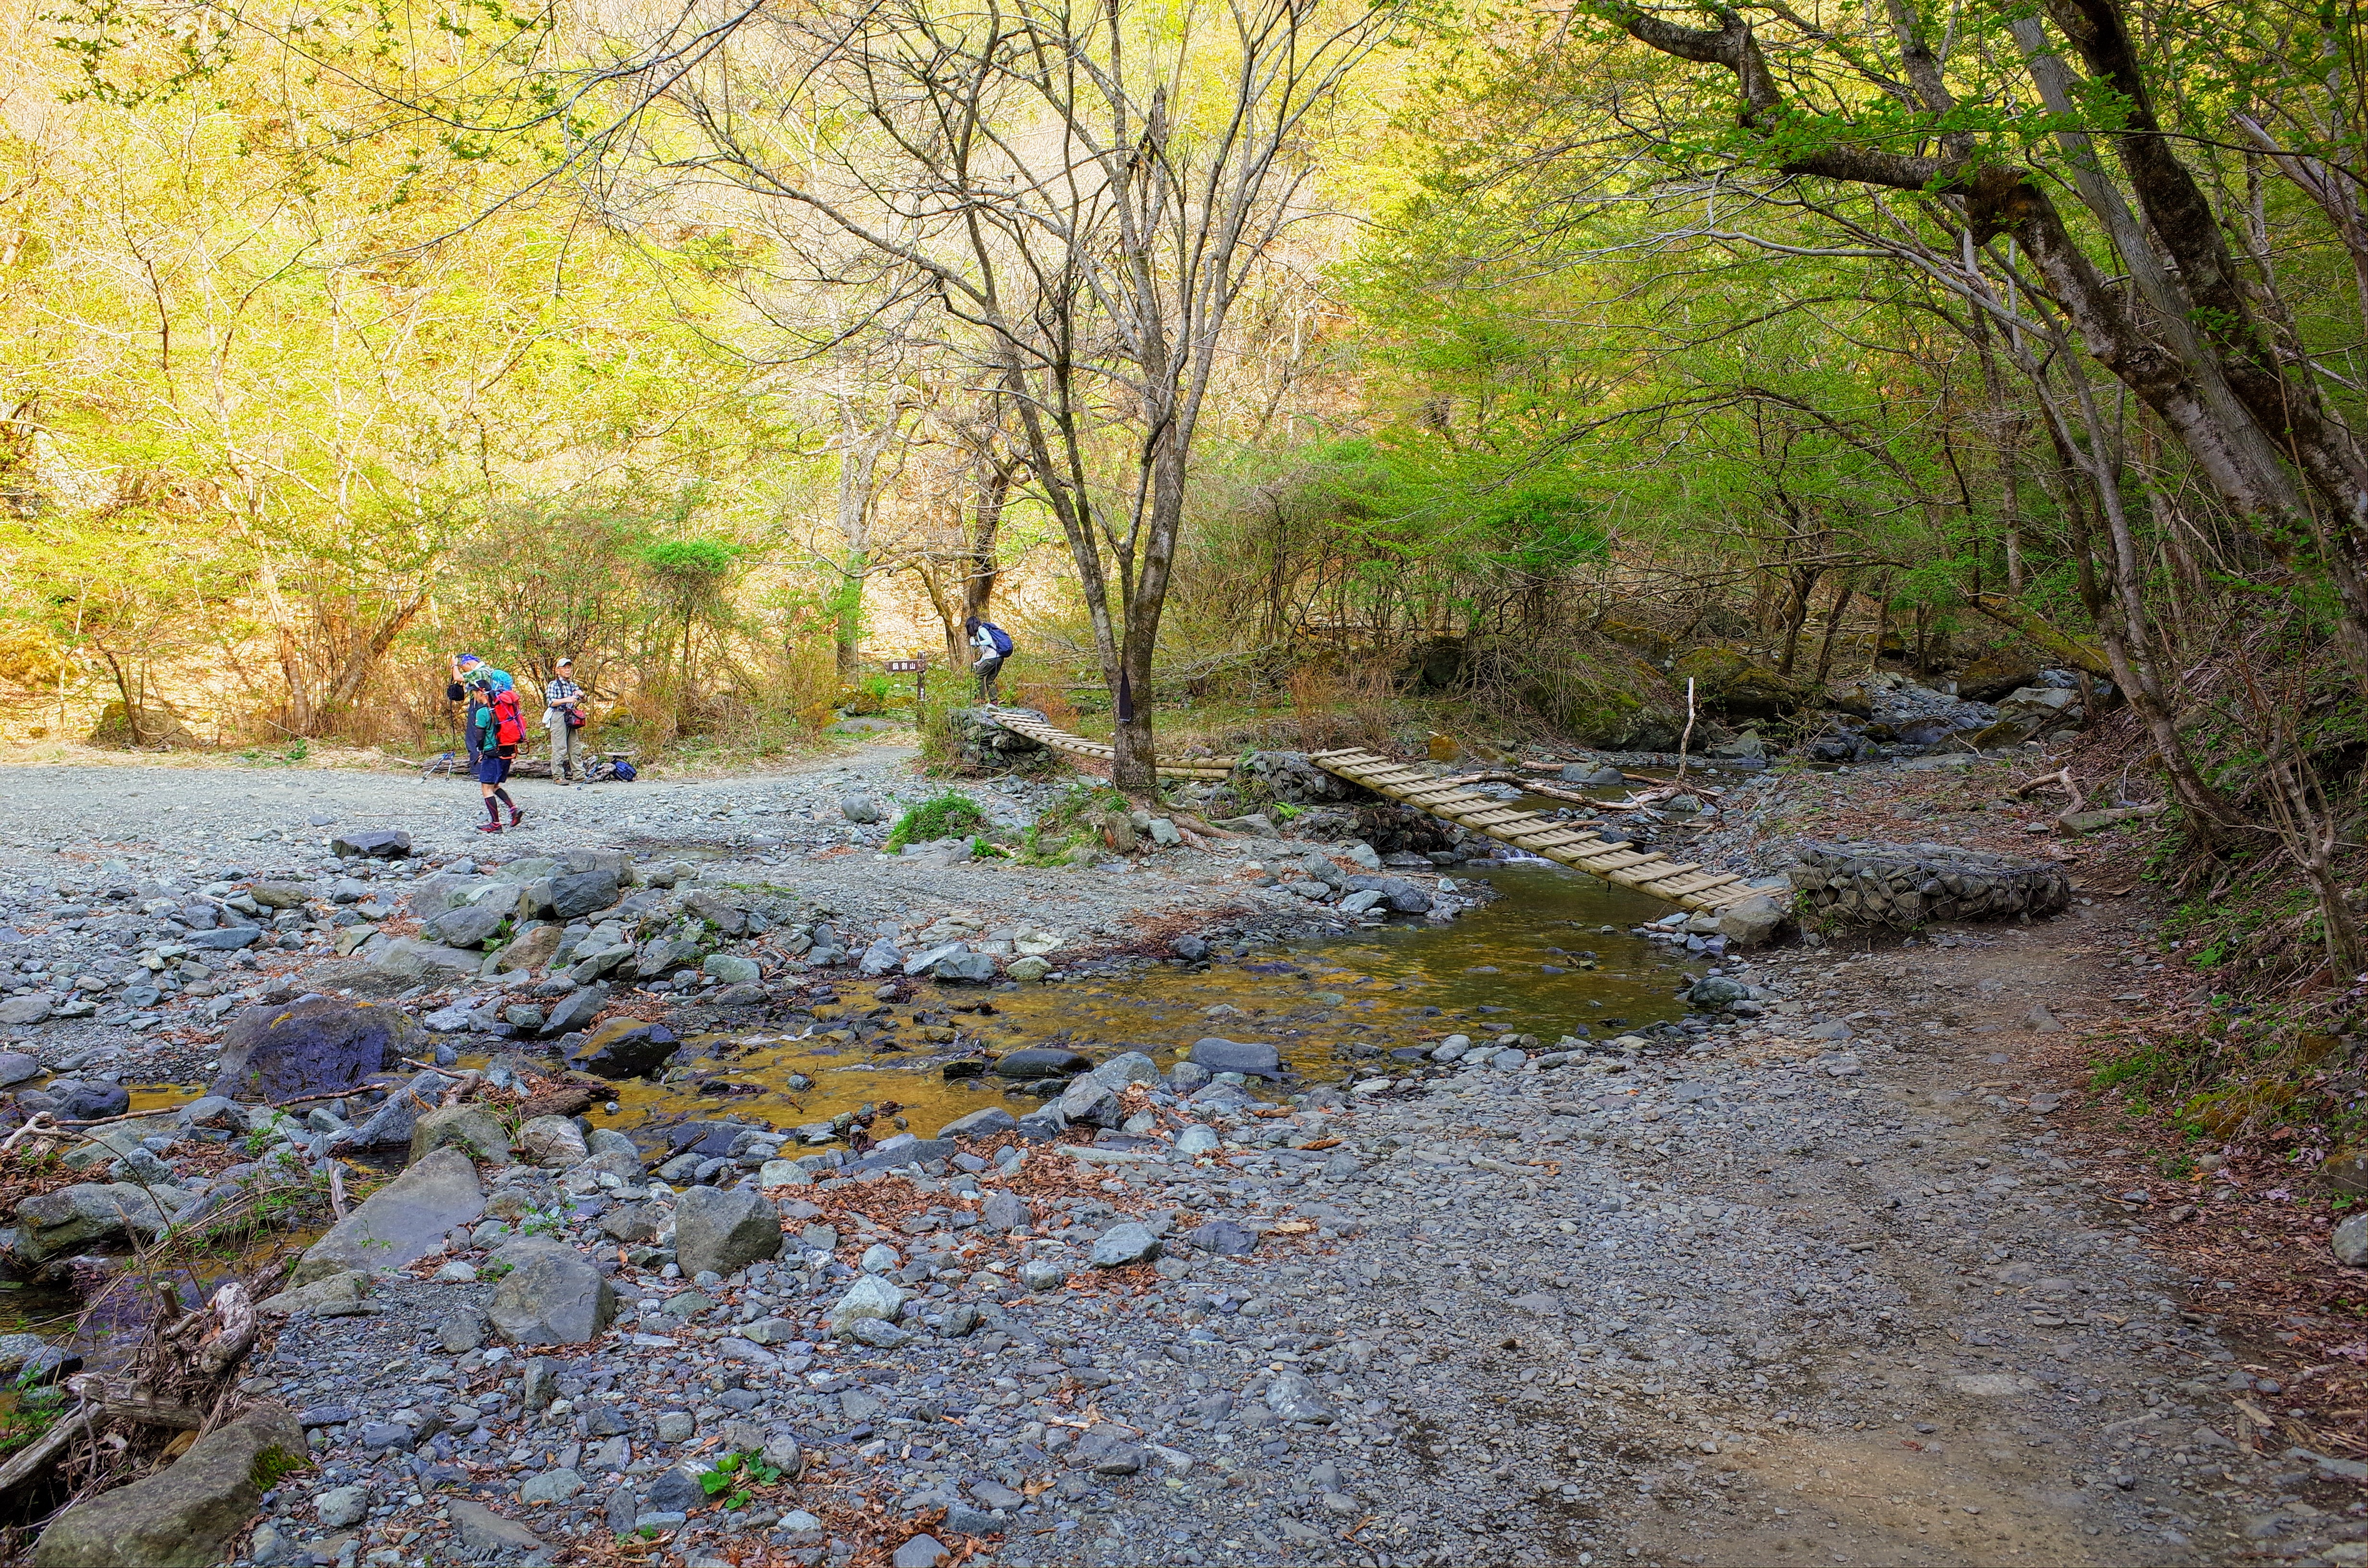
[9,0,2368,988]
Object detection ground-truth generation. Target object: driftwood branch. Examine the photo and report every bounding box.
[190,1283,256,1378]
[2016,767,2086,817]
[2062,802,2168,832]
[0,1405,93,1494]
[64,1376,203,1431]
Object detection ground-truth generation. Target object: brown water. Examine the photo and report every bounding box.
[593,859,1706,1144]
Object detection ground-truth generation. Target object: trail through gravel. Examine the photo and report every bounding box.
[0,753,2341,1568]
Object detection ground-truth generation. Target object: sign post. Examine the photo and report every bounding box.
[883,656,928,708]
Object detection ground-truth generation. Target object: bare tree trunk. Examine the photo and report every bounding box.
[832,393,904,681]
[963,462,1012,628]
[1811,572,1856,688]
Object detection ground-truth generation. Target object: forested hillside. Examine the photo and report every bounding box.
[5,0,2367,991]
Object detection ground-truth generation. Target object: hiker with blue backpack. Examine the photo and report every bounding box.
[465,667,528,833]
[966,616,1013,702]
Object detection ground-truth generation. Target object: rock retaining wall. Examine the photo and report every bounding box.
[1233,751,1376,806]
[1789,840,2071,927]
[944,707,1052,773]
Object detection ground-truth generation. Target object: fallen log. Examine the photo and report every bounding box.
[0,1403,93,1494]
[64,1376,203,1431]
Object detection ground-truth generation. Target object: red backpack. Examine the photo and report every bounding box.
[492,688,525,747]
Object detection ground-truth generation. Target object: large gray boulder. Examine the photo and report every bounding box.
[635,937,702,977]
[486,1238,616,1345]
[373,937,487,984]
[208,997,413,1104]
[1716,894,1788,947]
[330,829,410,858]
[936,1106,1017,1140]
[46,1080,129,1120]
[672,1185,782,1278]
[686,889,749,936]
[290,1148,484,1285]
[30,1405,305,1568]
[546,869,620,921]
[446,1499,551,1561]
[336,1072,449,1151]
[516,1116,588,1167]
[16,1183,172,1261]
[565,1019,677,1078]
[1056,1080,1122,1128]
[1187,1037,1283,1077]
[423,902,507,950]
[539,985,608,1038]
[409,1104,512,1166]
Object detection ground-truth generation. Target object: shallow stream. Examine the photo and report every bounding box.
[0,853,1714,1340]
[597,859,1707,1141]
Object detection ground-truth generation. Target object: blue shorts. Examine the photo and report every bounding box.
[475,751,514,785]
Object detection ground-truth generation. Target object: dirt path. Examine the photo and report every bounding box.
[7,749,2354,1568]
[1606,909,2350,1567]
[1199,894,2348,1568]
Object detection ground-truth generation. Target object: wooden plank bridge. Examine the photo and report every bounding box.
[1307,747,1764,914]
[985,707,1236,779]
[985,709,1764,915]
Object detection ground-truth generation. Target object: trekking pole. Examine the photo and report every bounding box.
[1677,678,1696,780]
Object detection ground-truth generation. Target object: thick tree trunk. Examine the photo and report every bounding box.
[963,465,1011,626]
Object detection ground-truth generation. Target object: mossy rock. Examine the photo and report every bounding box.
[1515,651,1687,750]
[2182,1081,2295,1139]
[1592,612,1672,660]
[1956,649,2046,703]
[1670,647,1810,720]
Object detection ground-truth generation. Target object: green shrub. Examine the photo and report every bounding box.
[887,790,990,851]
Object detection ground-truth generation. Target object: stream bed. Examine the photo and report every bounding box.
[592,859,1711,1143]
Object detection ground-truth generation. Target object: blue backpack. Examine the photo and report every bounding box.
[612,759,637,782]
[980,622,1014,657]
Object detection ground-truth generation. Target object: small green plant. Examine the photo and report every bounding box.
[2090,1044,2177,1091]
[0,1372,66,1457]
[698,1450,782,1511]
[886,790,990,852]
[238,739,310,768]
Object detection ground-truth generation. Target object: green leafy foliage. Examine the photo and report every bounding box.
[886,791,990,852]
[697,1449,782,1511]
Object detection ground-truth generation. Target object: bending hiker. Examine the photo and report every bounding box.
[469,672,527,833]
[545,657,585,784]
[447,653,486,767]
[966,615,1013,703]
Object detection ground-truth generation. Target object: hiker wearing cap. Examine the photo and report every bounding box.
[466,670,528,833]
[545,659,586,784]
[447,654,486,766]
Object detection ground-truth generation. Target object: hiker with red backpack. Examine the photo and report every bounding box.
[466,668,528,832]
